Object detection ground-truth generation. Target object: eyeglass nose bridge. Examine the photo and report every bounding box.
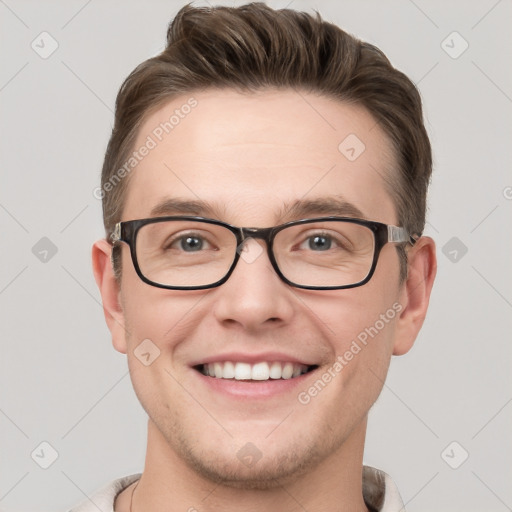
[234,226,279,268]
[237,226,275,245]
[239,225,273,237]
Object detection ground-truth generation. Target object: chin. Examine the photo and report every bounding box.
[173,429,331,490]
[187,450,320,490]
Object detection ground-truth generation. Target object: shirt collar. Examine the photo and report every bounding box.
[68,465,404,511]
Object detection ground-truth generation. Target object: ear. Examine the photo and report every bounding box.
[92,239,128,354]
[393,236,437,356]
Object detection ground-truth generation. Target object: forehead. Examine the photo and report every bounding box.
[122,89,398,225]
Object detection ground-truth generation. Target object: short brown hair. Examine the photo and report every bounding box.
[102,2,432,283]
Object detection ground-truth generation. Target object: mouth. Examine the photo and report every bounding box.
[194,361,319,381]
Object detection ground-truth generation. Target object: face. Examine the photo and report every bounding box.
[107,89,413,487]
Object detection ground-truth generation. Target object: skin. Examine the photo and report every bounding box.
[93,89,436,511]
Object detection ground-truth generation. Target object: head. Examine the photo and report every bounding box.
[93,2,436,489]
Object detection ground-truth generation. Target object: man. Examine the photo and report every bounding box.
[73,2,436,510]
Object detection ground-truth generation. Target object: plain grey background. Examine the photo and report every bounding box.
[1,1,511,510]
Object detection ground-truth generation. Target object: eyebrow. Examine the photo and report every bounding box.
[149,196,367,223]
[278,197,366,222]
[150,198,223,218]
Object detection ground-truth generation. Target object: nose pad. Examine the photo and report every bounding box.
[236,237,265,265]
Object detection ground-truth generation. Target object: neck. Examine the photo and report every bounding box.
[126,417,369,512]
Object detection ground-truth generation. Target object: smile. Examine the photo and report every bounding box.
[197,361,317,381]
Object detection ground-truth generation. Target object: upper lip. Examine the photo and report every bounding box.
[190,352,317,367]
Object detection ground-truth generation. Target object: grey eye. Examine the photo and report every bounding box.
[307,235,332,251]
[177,236,204,251]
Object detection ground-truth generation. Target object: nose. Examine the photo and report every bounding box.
[212,238,295,332]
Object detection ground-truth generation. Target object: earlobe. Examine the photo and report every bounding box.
[92,239,128,354]
[393,236,437,356]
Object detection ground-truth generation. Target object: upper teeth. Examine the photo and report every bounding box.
[201,361,309,380]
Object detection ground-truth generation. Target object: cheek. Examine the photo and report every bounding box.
[295,306,397,438]
[303,287,400,397]
[304,284,399,351]
[121,271,205,346]
[120,283,212,402]
[329,307,396,388]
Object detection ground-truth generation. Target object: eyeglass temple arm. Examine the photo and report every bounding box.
[110,223,122,244]
[387,225,420,245]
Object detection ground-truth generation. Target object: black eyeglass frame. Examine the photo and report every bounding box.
[111,216,418,291]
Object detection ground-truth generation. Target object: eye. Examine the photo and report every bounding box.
[303,234,333,251]
[169,234,210,252]
[297,231,347,252]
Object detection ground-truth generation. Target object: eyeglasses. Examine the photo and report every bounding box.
[111,216,417,290]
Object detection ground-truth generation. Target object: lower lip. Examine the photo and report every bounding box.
[193,369,317,399]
